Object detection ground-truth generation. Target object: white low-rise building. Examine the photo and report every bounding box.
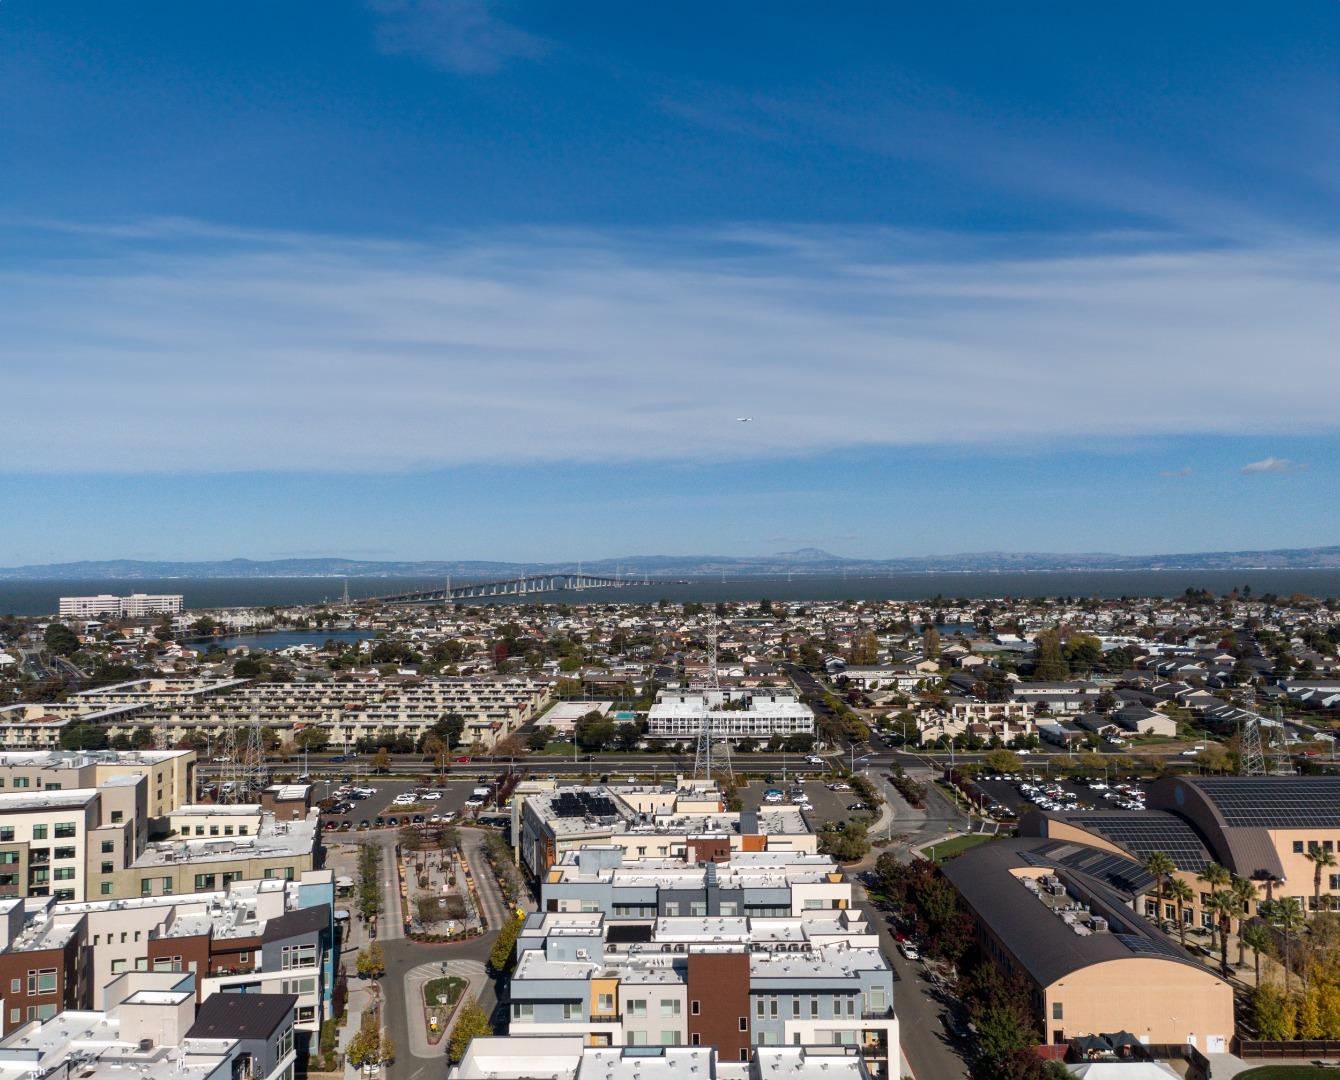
[647,690,814,742]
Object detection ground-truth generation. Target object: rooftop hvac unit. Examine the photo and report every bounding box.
[1090,917,1108,933]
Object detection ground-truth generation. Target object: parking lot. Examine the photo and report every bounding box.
[736,777,874,830]
[315,777,497,836]
[970,773,1152,817]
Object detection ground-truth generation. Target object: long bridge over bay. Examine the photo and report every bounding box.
[368,571,645,604]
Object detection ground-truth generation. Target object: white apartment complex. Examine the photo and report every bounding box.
[59,593,184,619]
[647,690,814,742]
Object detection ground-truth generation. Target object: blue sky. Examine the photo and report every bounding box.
[1,1,1337,564]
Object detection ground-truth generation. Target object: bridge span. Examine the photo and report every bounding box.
[368,572,642,604]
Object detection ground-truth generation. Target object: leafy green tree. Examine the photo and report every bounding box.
[1033,630,1068,681]
[1306,846,1338,913]
[982,749,1022,774]
[575,711,616,752]
[294,727,330,752]
[59,723,108,751]
[43,622,80,656]
[489,913,524,973]
[1240,921,1271,986]
[448,998,493,1063]
[526,727,551,751]
[1142,851,1176,924]
[615,722,641,751]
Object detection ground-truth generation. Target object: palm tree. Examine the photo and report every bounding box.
[1198,862,1230,949]
[1304,846,1337,914]
[1231,875,1258,967]
[1240,921,1271,987]
[1143,850,1176,925]
[1166,878,1195,947]
[1268,896,1306,994]
[1206,892,1237,977]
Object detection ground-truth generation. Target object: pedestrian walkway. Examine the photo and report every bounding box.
[402,959,488,1059]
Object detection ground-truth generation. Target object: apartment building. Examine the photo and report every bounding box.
[58,593,184,619]
[0,748,196,827]
[72,676,551,750]
[0,870,334,1042]
[538,846,853,920]
[0,970,297,1080]
[518,786,816,880]
[647,690,814,743]
[449,1038,875,1080]
[508,908,898,1075]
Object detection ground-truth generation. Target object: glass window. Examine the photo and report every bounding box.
[31,825,46,840]
[1052,1002,1064,1020]
[0,828,13,842]
[100,882,113,895]
[53,823,76,839]
[626,999,646,1017]
[53,848,75,860]
[110,811,123,823]
[194,874,216,890]
[141,879,154,896]
[101,841,115,853]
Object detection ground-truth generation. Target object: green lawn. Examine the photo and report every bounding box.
[423,975,466,1009]
[925,834,996,861]
[1236,1068,1340,1079]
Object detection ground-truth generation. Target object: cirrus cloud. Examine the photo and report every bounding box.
[1,221,1337,474]
[1241,457,1310,474]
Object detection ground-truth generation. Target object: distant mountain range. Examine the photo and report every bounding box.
[4,546,1340,580]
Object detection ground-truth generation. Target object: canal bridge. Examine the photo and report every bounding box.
[369,571,639,604]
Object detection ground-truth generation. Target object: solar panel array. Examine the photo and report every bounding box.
[1115,933,1187,961]
[1190,778,1340,828]
[1052,844,1157,896]
[1071,815,1211,872]
[553,791,619,819]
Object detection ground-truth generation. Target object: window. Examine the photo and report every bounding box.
[277,1026,294,1060]
[194,874,217,891]
[0,853,16,866]
[53,848,75,860]
[512,1003,534,1020]
[664,901,680,916]
[659,1030,678,1045]
[1294,841,1305,854]
[739,1017,748,1031]
[741,1049,750,1061]
[141,879,154,896]
[31,825,46,840]
[53,889,74,901]
[110,811,123,824]
[792,998,800,1018]
[239,951,250,964]
[239,825,249,836]
[810,995,819,1018]
[690,902,707,916]
[8,980,17,994]
[597,993,615,1013]
[53,868,74,881]
[27,969,57,995]
[627,1031,647,1046]
[6,1009,15,1025]
[0,875,16,888]
[1052,1002,1064,1020]
[626,999,647,1017]
[101,841,114,854]
[562,1001,582,1020]
[870,988,885,1012]
[100,883,113,896]
[690,1034,700,1047]
[210,825,219,836]
[1330,874,1340,891]
[281,943,317,970]
[0,828,12,842]
[660,1000,681,1017]
[719,902,737,916]
[690,1000,700,1016]
[804,898,824,910]
[297,1005,316,1023]
[53,823,76,839]
[281,977,316,995]
[12,778,28,789]
[110,960,127,974]
[99,861,114,875]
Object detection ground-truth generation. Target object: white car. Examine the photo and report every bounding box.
[807,756,824,765]
[420,792,442,801]
[898,941,920,961]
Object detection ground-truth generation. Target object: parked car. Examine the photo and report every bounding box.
[898,941,920,961]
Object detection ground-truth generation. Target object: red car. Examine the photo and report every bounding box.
[456,756,472,763]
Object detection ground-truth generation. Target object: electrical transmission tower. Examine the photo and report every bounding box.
[694,616,733,783]
[1240,715,1266,776]
[220,720,269,803]
[1267,704,1294,776]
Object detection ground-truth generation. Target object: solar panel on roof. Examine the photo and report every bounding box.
[1070,816,1211,873]
[1115,933,1187,961]
[1191,778,1340,828]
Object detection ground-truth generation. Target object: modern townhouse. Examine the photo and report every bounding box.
[0,970,297,1080]
[518,786,816,880]
[0,869,334,1045]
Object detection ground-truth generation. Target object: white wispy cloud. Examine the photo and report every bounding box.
[367,0,544,74]
[1241,457,1310,474]
[1,222,1337,474]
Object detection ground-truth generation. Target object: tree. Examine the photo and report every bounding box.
[1306,846,1338,914]
[1165,877,1194,947]
[443,714,465,749]
[355,941,385,979]
[575,710,616,752]
[1142,851,1176,925]
[233,656,263,678]
[1252,982,1294,1041]
[526,726,551,751]
[294,727,330,752]
[818,822,870,863]
[982,749,1022,774]
[448,998,493,1063]
[43,621,81,656]
[380,1033,396,1065]
[60,723,108,751]
[614,722,641,751]
[373,747,391,773]
[1241,921,1272,986]
[1033,630,1068,681]
[1198,862,1231,950]
[1232,875,1259,968]
[489,913,524,973]
[922,625,941,660]
[1269,896,1306,993]
[1206,891,1237,977]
